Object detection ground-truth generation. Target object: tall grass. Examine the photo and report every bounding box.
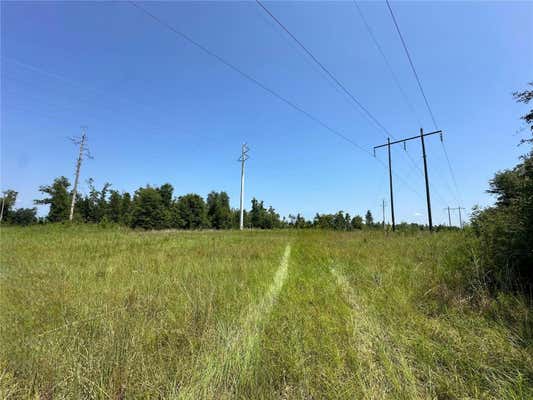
[1,226,531,399]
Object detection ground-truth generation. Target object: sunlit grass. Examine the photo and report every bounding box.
[1,226,531,399]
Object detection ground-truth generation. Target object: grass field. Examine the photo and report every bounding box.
[1,226,531,399]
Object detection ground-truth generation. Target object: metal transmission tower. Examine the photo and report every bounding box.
[69,127,92,221]
[238,143,249,231]
[374,129,443,232]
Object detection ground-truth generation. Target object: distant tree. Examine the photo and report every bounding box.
[176,194,208,229]
[333,211,348,231]
[207,191,232,229]
[108,190,123,223]
[10,208,38,226]
[293,213,307,229]
[351,215,363,230]
[0,190,18,222]
[365,210,374,227]
[265,206,281,229]
[35,176,71,222]
[344,213,352,231]
[250,198,264,228]
[513,82,532,143]
[314,213,334,229]
[77,179,111,223]
[121,192,133,226]
[158,183,174,209]
[131,186,168,230]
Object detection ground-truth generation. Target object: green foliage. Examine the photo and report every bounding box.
[471,151,533,293]
[288,213,307,229]
[513,82,533,142]
[207,191,232,229]
[351,215,363,230]
[8,208,38,226]
[158,183,174,209]
[121,192,133,226]
[471,84,533,294]
[249,198,281,229]
[365,210,374,227]
[107,190,122,223]
[1,190,18,222]
[74,179,111,223]
[175,194,208,229]
[34,176,71,222]
[131,186,170,230]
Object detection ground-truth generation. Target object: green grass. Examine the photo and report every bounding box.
[1,225,531,399]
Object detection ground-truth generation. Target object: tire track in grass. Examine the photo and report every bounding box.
[178,244,291,399]
[330,266,422,399]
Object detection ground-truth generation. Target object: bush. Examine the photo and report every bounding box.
[471,151,533,295]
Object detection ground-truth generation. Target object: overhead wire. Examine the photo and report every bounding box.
[350,1,455,207]
[128,0,426,201]
[254,0,442,205]
[385,0,463,206]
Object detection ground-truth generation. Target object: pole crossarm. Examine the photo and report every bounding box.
[373,130,442,151]
[374,129,443,232]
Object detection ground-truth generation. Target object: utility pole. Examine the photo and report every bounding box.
[445,206,452,227]
[238,143,249,231]
[386,138,396,231]
[382,199,386,231]
[69,127,91,221]
[420,128,433,231]
[374,129,442,232]
[0,194,5,223]
[450,206,466,228]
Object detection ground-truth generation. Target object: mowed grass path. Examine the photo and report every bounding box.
[1,226,531,399]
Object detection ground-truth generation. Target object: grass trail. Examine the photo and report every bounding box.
[178,244,291,399]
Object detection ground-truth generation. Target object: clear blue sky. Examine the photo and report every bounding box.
[1,1,532,225]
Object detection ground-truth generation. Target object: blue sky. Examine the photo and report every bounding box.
[1,1,532,225]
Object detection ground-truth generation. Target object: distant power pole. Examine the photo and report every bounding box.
[0,194,5,223]
[69,127,91,221]
[374,129,443,232]
[451,206,466,228]
[382,199,386,231]
[445,206,452,227]
[238,143,249,231]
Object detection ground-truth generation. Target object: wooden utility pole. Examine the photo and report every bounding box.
[420,128,433,231]
[374,129,442,232]
[69,127,90,221]
[238,143,249,231]
[386,138,396,231]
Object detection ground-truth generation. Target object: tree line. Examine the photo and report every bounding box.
[0,177,410,230]
[470,83,533,294]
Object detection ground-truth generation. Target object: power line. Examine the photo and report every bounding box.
[255,0,433,200]
[441,139,463,204]
[385,0,437,130]
[255,0,434,200]
[351,0,422,128]
[255,0,391,139]
[128,1,371,155]
[385,0,463,206]
[129,1,428,203]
